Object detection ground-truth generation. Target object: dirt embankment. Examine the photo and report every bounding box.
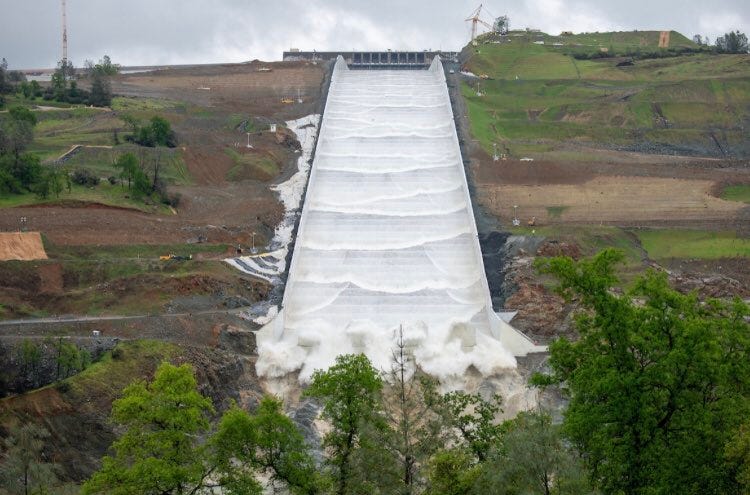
[0,232,47,261]
[0,259,271,319]
[472,156,750,228]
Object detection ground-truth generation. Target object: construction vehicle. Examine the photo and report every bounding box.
[159,254,193,261]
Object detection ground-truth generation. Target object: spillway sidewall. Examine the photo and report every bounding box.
[432,56,498,327]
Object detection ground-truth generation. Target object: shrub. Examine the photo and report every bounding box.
[71,168,100,187]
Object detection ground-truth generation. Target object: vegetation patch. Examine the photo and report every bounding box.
[225,148,281,181]
[545,205,568,218]
[462,31,750,157]
[721,184,750,203]
[637,228,750,259]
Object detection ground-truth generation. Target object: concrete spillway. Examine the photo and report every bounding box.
[258,56,543,381]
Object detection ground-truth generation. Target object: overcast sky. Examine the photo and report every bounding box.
[2,0,748,69]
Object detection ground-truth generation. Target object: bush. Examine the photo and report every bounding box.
[162,192,181,207]
[55,381,71,393]
[71,168,100,187]
[107,175,118,185]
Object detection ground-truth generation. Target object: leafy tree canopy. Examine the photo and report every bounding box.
[533,249,750,495]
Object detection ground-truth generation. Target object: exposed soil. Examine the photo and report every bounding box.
[0,61,326,248]
[0,232,48,261]
[0,259,270,319]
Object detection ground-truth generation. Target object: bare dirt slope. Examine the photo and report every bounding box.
[0,61,326,248]
[0,232,48,261]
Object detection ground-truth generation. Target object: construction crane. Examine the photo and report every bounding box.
[465,4,495,42]
[61,0,68,63]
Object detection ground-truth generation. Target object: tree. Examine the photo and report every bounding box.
[0,424,60,495]
[427,448,479,495]
[149,116,176,147]
[82,362,217,495]
[214,396,321,494]
[726,422,750,492]
[692,34,703,45]
[29,80,41,98]
[35,166,66,200]
[534,249,750,494]
[1,106,37,165]
[305,354,383,495]
[716,31,749,53]
[18,339,42,388]
[473,411,595,495]
[432,390,504,463]
[374,329,445,494]
[113,152,139,190]
[89,71,112,107]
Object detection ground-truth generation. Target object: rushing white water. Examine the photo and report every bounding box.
[257,56,544,382]
[225,114,320,288]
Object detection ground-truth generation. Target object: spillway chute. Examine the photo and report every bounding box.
[257,55,544,383]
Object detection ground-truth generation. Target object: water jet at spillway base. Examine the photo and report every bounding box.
[257,56,545,382]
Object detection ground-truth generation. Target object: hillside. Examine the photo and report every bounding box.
[462,30,750,158]
[452,29,750,341]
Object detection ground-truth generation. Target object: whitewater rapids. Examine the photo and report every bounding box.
[257,56,544,383]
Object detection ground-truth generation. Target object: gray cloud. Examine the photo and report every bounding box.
[2,0,748,69]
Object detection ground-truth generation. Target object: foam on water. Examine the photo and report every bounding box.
[257,57,544,383]
[225,114,320,284]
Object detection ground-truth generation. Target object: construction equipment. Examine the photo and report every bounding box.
[465,4,495,42]
[280,97,294,104]
[159,254,193,261]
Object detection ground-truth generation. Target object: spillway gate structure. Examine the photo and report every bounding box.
[258,56,544,381]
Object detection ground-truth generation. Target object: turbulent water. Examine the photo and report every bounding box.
[257,56,543,382]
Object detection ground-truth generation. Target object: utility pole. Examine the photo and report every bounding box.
[61,0,68,63]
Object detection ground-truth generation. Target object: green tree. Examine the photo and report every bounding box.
[214,396,321,494]
[35,166,66,200]
[89,71,112,107]
[29,80,41,98]
[18,339,42,387]
[373,330,445,494]
[473,411,595,495]
[82,362,217,495]
[716,30,749,53]
[305,354,383,495]
[726,422,750,492]
[0,106,37,166]
[534,249,750,494]
[432,390,503,463]
[427,448,479,495]
[0,424,60,495]
[149,116,174,146]
[113,152,139,190]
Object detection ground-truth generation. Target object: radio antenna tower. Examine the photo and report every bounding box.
[61,0,68,63]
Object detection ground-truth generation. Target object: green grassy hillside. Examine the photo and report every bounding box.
[463,30,750,158]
